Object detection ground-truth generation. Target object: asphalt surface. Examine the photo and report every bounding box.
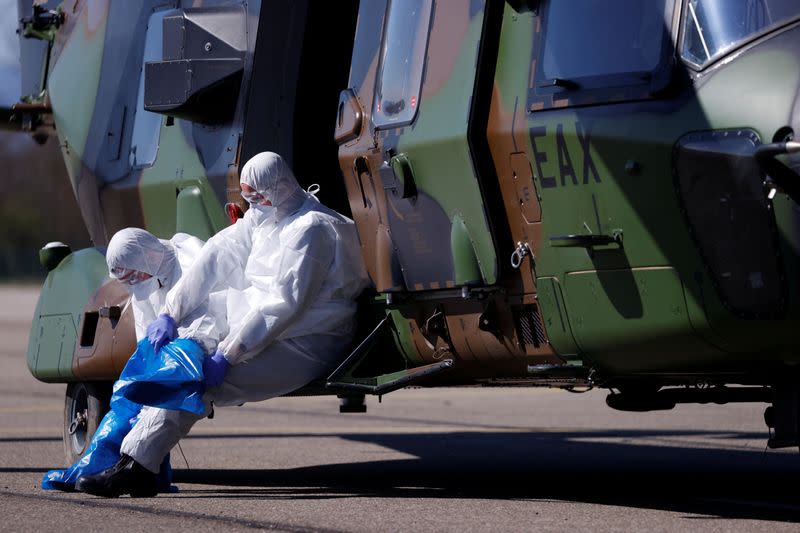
[1,284,799,532]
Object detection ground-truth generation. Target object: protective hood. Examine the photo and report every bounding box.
[106,228,177,286]
[239,151,308,220]
[109,229,225,352]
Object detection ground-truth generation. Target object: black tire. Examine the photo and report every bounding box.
[63,381,112,465]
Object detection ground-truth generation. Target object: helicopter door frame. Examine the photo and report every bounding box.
[337,0,511,293]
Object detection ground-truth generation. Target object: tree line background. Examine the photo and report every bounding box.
[0,130,90,280]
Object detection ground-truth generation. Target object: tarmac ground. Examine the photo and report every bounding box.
[1,285,799,532]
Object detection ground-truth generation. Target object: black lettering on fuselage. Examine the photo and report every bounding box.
[528,122,601,188]
[556,124,577,186]
[576,121,601,184]
[530,126,557,189]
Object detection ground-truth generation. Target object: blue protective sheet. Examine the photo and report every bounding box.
[42,338,206,491]
[114,337,206,415]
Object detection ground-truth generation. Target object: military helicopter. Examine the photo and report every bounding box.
[6,0,800,464]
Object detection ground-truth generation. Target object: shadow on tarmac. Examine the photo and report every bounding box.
[170,428,800,522]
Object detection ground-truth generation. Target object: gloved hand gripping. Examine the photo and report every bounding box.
[203,351,230,388]
[146,313,177,353]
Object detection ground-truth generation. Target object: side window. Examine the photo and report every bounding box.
[681,0,800,69]
[372,0,434,129]
[530,0,673,109]
[130,10,167,168]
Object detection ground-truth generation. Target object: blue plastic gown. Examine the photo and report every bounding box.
[42,338,205,491]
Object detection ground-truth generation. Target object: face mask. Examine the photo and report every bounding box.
[249,203,277,225]
[130,276,162,301]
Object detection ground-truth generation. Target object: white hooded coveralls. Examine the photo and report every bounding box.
[120,152,370,472]
[105,228,224,354]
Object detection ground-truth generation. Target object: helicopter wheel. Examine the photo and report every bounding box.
[63,381,111,464]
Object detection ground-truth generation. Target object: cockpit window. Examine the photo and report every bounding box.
[681,0,800,69]
[372,0,434,129]
[540,0,671,83]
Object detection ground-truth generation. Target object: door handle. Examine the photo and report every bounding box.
[550,230,623,247]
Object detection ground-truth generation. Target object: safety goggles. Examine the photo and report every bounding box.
[241,190,267,205]
[110,267,152,285]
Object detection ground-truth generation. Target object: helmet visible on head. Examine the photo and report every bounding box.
[239,152,306,218]
[106,228,176,287]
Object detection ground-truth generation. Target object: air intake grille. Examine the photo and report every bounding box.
[513,304,545,349]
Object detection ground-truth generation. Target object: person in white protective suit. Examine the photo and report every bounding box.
[104,227,225,353]
[71,228,226,497]
[77,152,370,498]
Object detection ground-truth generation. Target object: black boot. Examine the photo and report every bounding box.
[75,454,158,498]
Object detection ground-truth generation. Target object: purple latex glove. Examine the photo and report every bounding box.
[203,351,230,388]
[146,313,177,353]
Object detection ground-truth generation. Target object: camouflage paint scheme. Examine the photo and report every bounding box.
[337,0,562,383]
[490,3,800,378]
[25,0,253,380]
[22,0,800,398]
[338,0,800,385]
[45,0,242,245]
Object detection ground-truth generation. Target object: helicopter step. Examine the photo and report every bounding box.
[325,314,455,396]
[476,364,594,389]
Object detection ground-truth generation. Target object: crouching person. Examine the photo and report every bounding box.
[65,228,226,497]
[77,152,370,497]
